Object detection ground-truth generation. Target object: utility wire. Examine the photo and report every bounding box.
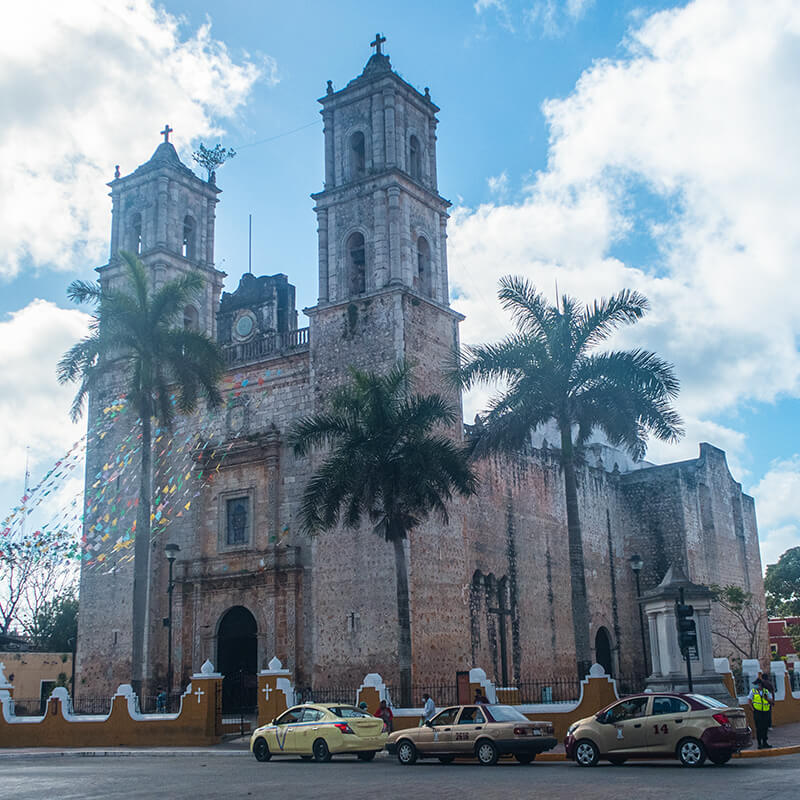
[232,119,321,151]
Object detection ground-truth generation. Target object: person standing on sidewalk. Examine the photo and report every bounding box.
[420,693,436,726]
[749,677,774,749]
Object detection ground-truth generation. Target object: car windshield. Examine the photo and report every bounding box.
[487,705,529,722]
[328,706,372,718]
[688,694,728,709]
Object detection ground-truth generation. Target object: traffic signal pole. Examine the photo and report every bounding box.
[678,588,694,693]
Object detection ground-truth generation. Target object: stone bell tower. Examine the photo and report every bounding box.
[77,127,227,699]
[307,35,462,397]
[305,37,470,687]
[100,125,226,336]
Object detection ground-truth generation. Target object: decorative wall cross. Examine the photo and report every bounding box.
[262,684,271,701]
[194,686,205,703]
[161,124,173,143]
[371,33,386,55]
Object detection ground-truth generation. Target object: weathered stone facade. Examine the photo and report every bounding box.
[76,45,767,704]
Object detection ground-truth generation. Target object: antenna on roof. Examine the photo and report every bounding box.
[248,214,252,275]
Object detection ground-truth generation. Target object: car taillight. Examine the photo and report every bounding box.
[513,726,528,736]
[712,713,730,726]
[334,722,355,734]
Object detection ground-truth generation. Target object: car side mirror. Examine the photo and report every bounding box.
[270,718,276,725]
[425,720,433,728]
[595,711,608,724]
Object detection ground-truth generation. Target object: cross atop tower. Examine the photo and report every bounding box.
[160,124,173,143]
[370,33,386,56]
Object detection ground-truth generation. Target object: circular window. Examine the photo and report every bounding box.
[234,313,255,340]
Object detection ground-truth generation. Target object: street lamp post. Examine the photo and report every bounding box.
[164,543,180,710]
[629,554,649,676]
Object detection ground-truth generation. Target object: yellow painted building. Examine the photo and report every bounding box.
[0,652,73,710]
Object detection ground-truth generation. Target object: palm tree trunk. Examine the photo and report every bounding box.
[560,424,592,679]
[131,410,152,698]
[392,535,412,707]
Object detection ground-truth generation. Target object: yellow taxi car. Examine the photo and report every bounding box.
[386,704,557,765]
[564,692,751,767]
[250,703,387,762]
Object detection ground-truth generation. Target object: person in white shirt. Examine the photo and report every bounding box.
[421,693,436,726]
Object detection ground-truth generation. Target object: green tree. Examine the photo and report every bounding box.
[764,546,800,616]
[58,251,224,693]
[459,276,683,677]
[710,584,767,661]
[289,362,477,705]
[25,591,78,652]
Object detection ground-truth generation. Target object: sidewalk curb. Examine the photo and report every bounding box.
[734,745,800,759]
[0,749,252,760]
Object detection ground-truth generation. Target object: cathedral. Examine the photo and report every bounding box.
[76,41,766,706]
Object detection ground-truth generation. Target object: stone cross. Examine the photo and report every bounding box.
[262,684,271,701]
[161,124,173,143]
[371,33,386,56]
[194,686,205,704]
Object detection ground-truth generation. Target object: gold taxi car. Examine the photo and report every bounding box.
[386,704,557,765]
[565,692,751,767]
[250,703,387,762]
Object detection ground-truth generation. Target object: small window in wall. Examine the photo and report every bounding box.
[409,135,422,180]
[225,496,250,546]
[183,304,199,330]
[182,215,196,259]
[348,232,366,295]
[350,131,366,180]
[130,213,142,254]
[416,236,431,296]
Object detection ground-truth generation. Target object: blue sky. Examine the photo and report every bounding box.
[1,0,799,569]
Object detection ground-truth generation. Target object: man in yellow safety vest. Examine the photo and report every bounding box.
[748,677,774,748]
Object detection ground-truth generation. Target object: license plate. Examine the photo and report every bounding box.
[733,718,746,729]
[532,729,541,736]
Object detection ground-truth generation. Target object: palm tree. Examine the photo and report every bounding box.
[459,276,683,678]
[289,362,477,705]
[58,251,224,694]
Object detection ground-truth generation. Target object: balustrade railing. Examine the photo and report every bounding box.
[223,327,309,366]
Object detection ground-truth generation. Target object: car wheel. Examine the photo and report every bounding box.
[312,738,332,763]
[438,755,455,764]
[476,739,499,766]
[608,756,627,766]
[574,740,599,767]
[515,753,535,764]
[357,751,376,761]
[252,737,271,762]
[708,753,732,766]
[677,738,707,767]
[397,739,417,765]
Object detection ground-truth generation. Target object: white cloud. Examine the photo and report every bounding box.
[487,171,510,197]
[0,1,270,278]
[451,0,800,460]
[526,0,595,36]
[0,301,90,484]
[750,457,800,566]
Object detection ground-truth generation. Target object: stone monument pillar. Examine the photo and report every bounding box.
[642,564,735,702]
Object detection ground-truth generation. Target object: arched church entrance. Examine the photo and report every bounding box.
[217,606,258,712]
[594,627,613,677]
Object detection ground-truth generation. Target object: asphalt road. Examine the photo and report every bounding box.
[1,754,799,800]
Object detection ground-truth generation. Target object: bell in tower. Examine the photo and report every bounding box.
[100,125,226,337]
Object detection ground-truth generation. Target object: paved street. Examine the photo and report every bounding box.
[1,753,799,800]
